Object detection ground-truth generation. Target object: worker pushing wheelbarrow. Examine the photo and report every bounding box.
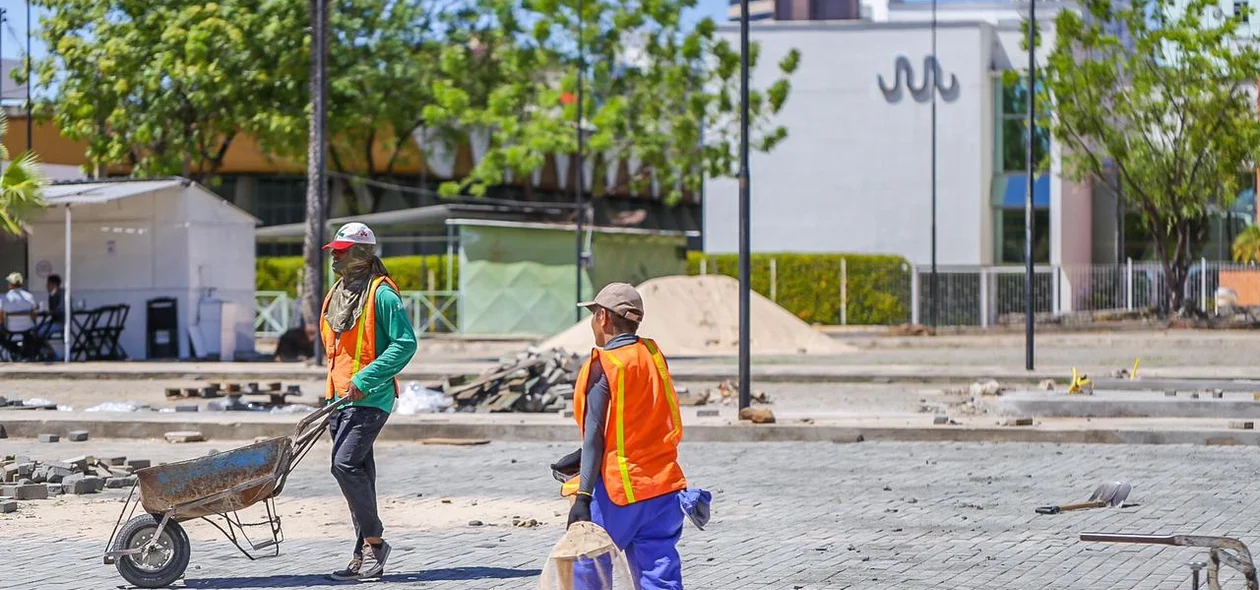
[101,397,348,588]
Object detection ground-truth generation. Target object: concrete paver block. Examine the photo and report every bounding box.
[45,466,72,484]
[125,459,151,470]
[1229,421,1254,430]
[1,483,48,500]
[105,476,137,489]
[16,463,33,477]
[697,409,720,418]
[65,456,91,473]
[164,431,205,443]
[174,404,200,413]
[1003,417,1034,427]
[62,475,104,495]
[103,457,126,466]
[934,415,951,425]
[67,431,89,442]
[44,483,61,497]
[37,433,59,443]
[0,424,6,439]
[0,500,15,513]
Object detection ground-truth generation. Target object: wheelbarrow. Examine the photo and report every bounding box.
[102,397,347,588]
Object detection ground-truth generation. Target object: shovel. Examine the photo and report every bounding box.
[1035,482,1132,515]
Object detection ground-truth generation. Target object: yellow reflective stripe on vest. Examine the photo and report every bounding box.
[643,339,683,438]
[350,277,384,376]
[604,351,636,504]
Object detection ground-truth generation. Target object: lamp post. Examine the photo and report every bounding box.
[1025,0,1037,371]
[574,0,586,323]
[930,0,938,329]
[737,0,751,411]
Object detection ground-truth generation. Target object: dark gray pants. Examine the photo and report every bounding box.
[329,406,389,548]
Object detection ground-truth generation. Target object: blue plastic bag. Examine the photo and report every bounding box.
[678,488,712,530]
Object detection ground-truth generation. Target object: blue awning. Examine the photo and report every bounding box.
[996,174,1050,208]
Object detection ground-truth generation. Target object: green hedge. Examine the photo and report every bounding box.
[687,252,912,325]
[258,252,909,325]
[257,256,460,295]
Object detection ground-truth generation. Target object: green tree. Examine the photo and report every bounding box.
[1037,0,1260,313]
[0,114,48,235]
[30,0,307,183]
[261,0,509,215]
[426,0,800,202]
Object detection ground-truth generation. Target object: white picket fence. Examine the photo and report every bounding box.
[255,290,459,337]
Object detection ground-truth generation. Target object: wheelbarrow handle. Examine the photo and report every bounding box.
[293,396,349,440]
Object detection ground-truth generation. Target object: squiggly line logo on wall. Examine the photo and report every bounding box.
[878,56,959,103]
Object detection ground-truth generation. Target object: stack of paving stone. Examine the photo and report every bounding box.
[441,348,580,413]
[0,454,152,509]
[168,382,306,411]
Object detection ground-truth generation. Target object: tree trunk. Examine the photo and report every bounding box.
[301,0,329,358]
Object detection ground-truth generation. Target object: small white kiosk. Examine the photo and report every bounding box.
[24,178,258,360]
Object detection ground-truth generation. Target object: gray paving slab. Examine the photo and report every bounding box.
[2,441,1257,589]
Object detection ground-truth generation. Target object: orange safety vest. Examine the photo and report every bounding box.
[565,338,686,506]
[319,275,401,400]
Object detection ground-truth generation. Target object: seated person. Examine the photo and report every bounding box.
[274,323,317,362]
[38,274,65,340]
[0,272,38,358]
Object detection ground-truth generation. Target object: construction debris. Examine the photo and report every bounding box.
[970,380,1004,397]
[420,438,492,446]
[166,382,307,410]
[739,408,777,424]
[165,431,206,443]
[439,348,580,413]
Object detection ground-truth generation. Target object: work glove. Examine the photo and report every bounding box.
[550,448,581,479]
[567,494,592,528]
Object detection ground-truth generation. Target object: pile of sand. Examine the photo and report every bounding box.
[541,275,852,357]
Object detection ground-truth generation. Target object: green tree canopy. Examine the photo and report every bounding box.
[1038,0,1260,313]
[424,0,800,202]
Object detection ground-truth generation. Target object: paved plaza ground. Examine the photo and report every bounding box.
[3,439,1259,589]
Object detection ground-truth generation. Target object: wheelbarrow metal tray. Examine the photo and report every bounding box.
[137,437,292,519]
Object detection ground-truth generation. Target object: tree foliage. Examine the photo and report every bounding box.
[1038,0,1260,313]
[30,0,306,182]
[423,0,800,202]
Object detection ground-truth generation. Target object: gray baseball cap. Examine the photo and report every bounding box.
[578,282,644,322]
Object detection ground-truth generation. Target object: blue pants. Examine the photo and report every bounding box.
[573,481,684,590]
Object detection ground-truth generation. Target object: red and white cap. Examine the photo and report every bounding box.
[323,222,376,251]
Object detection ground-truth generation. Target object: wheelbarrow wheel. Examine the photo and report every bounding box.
[112,514,191,588]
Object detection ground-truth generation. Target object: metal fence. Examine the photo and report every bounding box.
[911,260,1260,327]
[254,290,460,338]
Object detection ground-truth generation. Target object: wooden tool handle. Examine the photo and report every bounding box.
[1058,500,1107,512]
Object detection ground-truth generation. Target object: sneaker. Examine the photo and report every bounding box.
[328,556,363,581]
[358,541,392,580]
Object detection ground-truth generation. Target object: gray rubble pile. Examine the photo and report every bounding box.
[1,453,150,506]
[438,347,582,413]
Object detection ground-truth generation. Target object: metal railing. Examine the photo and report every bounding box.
[254,290,460,338]
[911,260,1260,327]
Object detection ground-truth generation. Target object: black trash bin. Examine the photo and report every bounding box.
[146,297,179,360]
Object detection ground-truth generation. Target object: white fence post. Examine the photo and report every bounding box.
[979,268,989,328]
[840,258,848,326]
[700,258,708,275]
[770,258,778,303]
[1201,257,1208,312]
[1126,258,1133,311]
[910,265,921,326]
[1052,266,1061,315]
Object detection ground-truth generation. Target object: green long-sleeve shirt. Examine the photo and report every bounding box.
[344,283,417,413]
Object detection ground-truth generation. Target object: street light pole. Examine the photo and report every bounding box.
[25,0,31,152]
[574,0,585,323]
[738,0,752,411]
[930,0,938,329]
[1025,0,1037,371]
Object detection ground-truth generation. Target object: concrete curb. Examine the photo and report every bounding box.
[0,365,1069,384]
[4,414,1259,446]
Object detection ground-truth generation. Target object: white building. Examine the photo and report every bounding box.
[703,7,1113,272]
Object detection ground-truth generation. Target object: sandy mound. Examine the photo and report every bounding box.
[541,275,852,357]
